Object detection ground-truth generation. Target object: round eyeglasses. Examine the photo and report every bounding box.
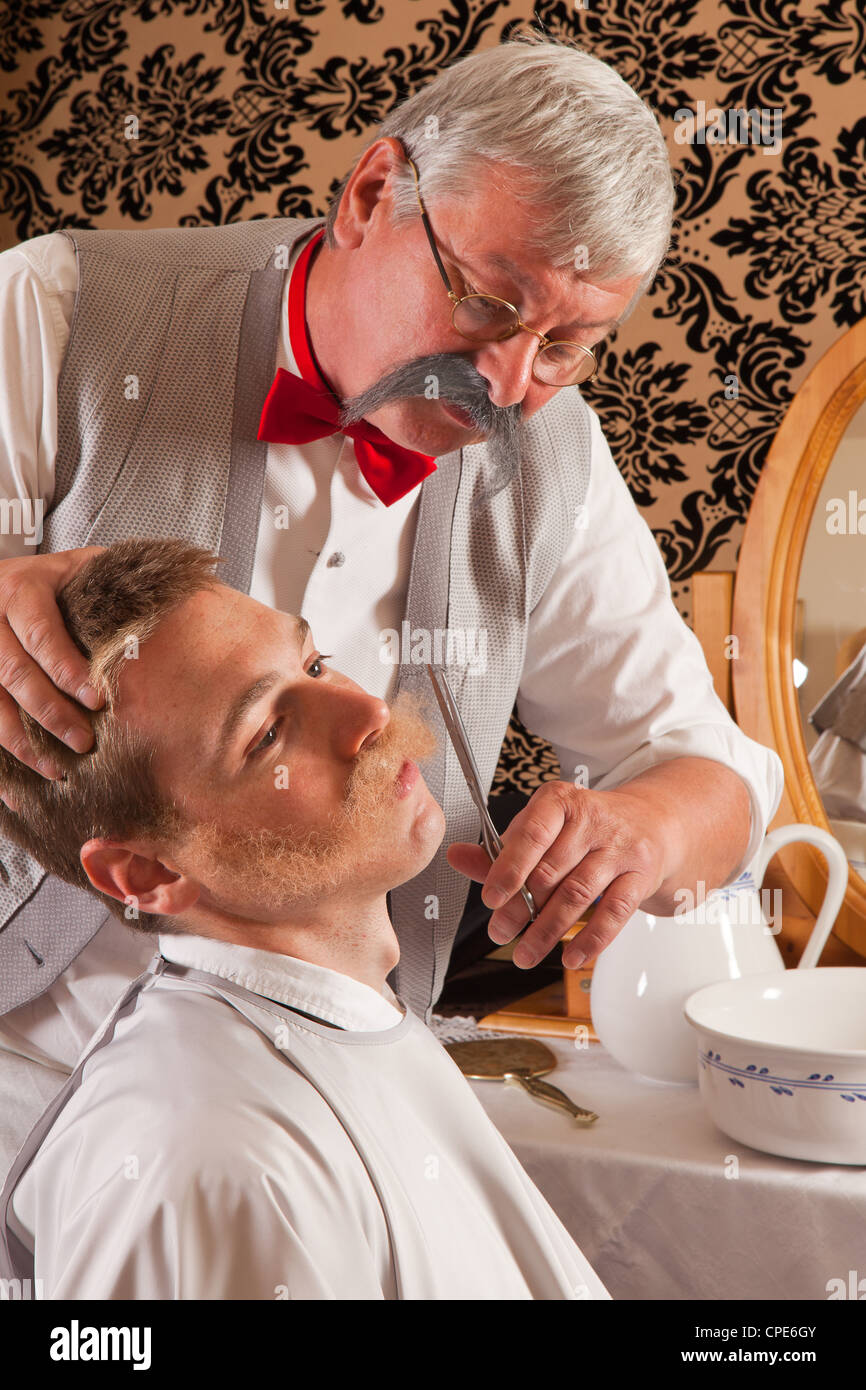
[403,151,598,388]
[448,293,597,386]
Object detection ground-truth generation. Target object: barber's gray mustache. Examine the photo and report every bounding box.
[337,352,522,444]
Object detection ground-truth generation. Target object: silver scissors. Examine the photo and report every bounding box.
[426,664,538,923]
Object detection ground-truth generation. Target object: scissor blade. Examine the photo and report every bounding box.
[425,665,487,795]
[426,664,538,923]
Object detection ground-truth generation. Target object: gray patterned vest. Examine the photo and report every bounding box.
[0,217,591,1025]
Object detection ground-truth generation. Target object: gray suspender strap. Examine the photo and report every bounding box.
[385,445,463,1015]
[0,955,169,1285]
[217,257,286,596]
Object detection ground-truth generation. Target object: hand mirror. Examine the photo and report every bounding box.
[444,1037,599,1125]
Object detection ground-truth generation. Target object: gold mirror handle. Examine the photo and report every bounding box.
[504,1070,599,1125]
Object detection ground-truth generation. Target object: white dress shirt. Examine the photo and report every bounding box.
[0,230,785,1073]
[8,932,611,1299]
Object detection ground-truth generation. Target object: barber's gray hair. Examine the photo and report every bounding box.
[323,29,675,293]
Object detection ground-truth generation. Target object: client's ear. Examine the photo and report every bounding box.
[80,839,200,918]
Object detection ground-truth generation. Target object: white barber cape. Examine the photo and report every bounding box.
[1,932,610,1300]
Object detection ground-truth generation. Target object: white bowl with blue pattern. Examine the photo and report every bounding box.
[684,967,866,1164]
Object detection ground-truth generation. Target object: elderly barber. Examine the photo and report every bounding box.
[0,32,782,1030]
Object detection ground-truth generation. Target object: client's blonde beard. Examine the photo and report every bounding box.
[174,690,438,911]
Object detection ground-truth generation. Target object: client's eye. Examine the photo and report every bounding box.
[250,655,332,757]
[251,720,282,756]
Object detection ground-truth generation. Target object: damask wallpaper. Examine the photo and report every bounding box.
[1,0,864,793]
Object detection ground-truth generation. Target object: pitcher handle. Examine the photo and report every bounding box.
[749,823,850,970]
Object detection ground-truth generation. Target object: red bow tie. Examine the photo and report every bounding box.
[257,229,437,507]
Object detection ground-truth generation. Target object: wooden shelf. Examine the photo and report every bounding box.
[480,976,600,1041]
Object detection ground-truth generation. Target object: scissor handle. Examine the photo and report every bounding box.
[479,810,537,922]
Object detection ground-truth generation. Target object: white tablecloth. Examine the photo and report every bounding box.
[465,1035,866,1301]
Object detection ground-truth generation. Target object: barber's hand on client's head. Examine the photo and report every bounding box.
[0,546,107,806]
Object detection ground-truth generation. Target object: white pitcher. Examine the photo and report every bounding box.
[589,823,850,1084]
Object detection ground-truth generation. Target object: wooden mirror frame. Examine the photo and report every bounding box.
[732,318,866,958]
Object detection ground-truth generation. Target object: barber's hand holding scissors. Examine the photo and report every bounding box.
[446,779,671,970]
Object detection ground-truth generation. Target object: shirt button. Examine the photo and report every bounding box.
[327,551,346,568]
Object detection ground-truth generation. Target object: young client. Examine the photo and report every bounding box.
[0,537,609,1300]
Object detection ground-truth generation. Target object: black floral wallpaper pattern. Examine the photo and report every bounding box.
[1,0,864,794]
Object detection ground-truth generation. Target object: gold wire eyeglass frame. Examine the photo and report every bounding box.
[402,150,598,387]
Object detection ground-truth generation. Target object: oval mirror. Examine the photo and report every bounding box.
[732,318,866,958]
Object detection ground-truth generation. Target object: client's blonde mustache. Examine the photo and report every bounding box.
[178,690,439,900]
[335,689,438,830]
